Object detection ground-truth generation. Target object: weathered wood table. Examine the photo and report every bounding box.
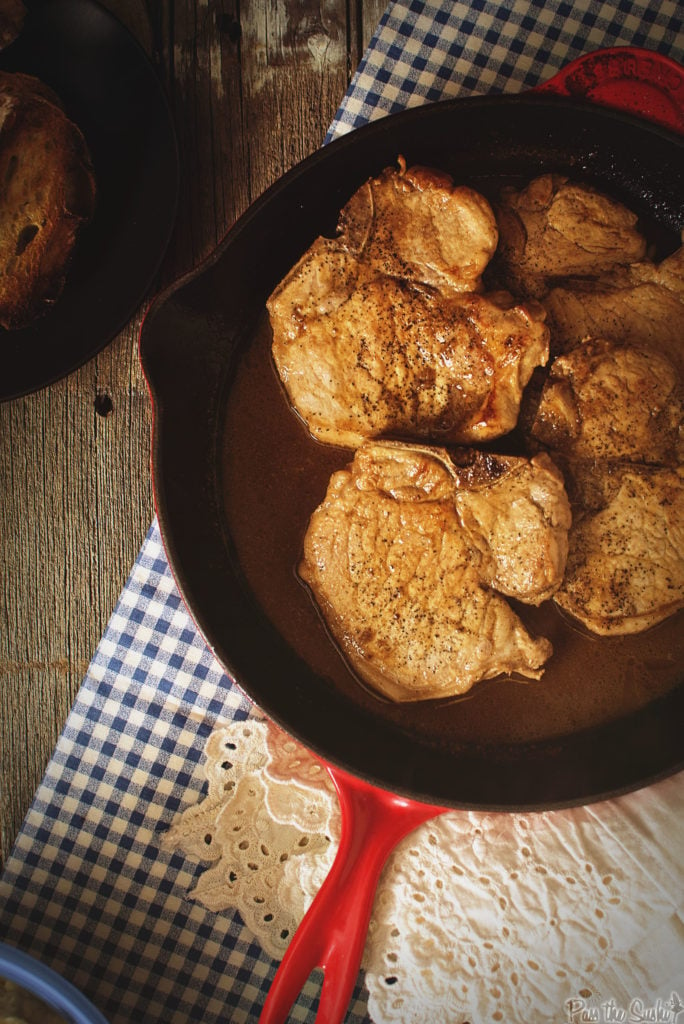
[0,0,385,868]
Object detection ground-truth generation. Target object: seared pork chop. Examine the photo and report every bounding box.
[530,338,682,465]
[300,441,570,702]
[453,448,572,605]
[555,462,684,635]
[543,245,684,373]
[494,174,647,299]
[337,159,499,293]
[530,338,683,635]
[271,279,549,448]
[268,161,549,448]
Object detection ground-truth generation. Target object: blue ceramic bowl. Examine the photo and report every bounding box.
[0,943,109,1024]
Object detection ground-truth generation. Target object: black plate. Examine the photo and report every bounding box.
[0,0,179,401]
[141,95,684,811]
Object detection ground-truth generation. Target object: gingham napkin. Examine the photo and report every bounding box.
[1,3,683,1023]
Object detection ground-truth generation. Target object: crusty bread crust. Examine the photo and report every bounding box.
[0,0,26,50]
[0,73,96,330]
[0,69,64,108]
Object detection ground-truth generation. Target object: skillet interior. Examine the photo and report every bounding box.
[140,94,684,811]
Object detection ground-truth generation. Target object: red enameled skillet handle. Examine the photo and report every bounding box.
[258,766,444,1024]
[533,46,684,134]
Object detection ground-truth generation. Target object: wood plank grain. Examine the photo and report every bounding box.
[1,0,388,868]
[359,0,387,49]
[0,320,155,864]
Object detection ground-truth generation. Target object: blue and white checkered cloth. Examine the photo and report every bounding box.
[326,0,683,139]
[1,3,683,1023]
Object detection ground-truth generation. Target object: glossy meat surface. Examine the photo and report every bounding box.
[530,338,682,465]
[299,441,570,702]
[268,161,549,447]
[494,174,647,299]
[555,462,684,635]
[530,339,684,636]
[544,245,684,373]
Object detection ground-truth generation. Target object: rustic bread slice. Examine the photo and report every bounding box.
[0,69,63,108]
[0,79,96,329]
[0,0,26,50]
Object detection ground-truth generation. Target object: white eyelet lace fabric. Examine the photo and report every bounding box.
[163,719,684,1023]
[162,720,339,959]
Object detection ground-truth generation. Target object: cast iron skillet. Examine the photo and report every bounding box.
[141,50,684,1024]
[141,65,684,814]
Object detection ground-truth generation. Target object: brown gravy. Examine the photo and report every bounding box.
[221,313,683,747]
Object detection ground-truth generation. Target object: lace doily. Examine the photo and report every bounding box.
[163,720,684,1023]
[162,720,340,959]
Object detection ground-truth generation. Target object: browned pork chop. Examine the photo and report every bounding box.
[555,462,684,636]
[530,338,683,465]
[529,337,684,635]
[268,161,549,448]
[494,174,647,299]
[543,244,684,373]
[337,159,499,293]
[453,448,572,605]
[272,279,549,448]
[299,441,571,702]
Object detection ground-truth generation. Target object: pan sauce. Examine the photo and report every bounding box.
[221,313,682,747]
